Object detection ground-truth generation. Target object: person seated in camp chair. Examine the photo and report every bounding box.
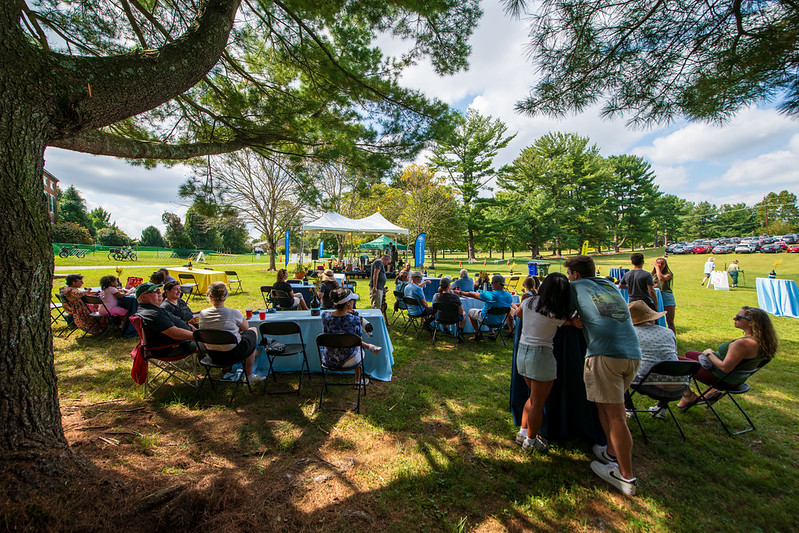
[198,282,260,381]
[160,280,198,326]
[627,300,685,419]
[403,270,436,331]
[459,274,513,341]
[273,268,309,310]
[432,277,466,335]
[677,306,778,409]
[135,282,196,358]
[321,288,382,385]
[60,274,109,335]
[451,269,475,292]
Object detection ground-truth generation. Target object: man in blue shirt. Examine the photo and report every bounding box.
[460,274,513,341]
[451,269,475,292]
[565,255,641,497]
[403,271,435,330]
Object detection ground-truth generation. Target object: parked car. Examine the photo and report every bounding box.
[672,245,691,254]
[712,244,735,254]
[787,244,799,253]
[761,243,783,253]
[781,234,798,244]
[692,245,710,254]
[735,243,756,253]
[774,240,788,250]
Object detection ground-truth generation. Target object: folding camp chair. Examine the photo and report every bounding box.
[129,315,198,397]
[50,294,65,326]
[271,289,296,311]
[260,285,273,308]
[192,329,254,406]
[225,270,243,294]
[476,306,512,346]
[315,333,366,413]
[402,296,426,335]
[625,360,701,444]
[259,321,311,395]
[685,358,771,436]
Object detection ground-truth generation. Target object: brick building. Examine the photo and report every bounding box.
[43,169,58,223]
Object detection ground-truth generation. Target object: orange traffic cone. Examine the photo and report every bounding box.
[483,258,487,266]
[459,262,462,268]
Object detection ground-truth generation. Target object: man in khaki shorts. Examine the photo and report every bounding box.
[565,255,642,497]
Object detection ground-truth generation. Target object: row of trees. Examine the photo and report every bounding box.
[52,185,131,245]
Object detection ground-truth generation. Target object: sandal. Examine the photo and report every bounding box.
[703,389,724,405]
[677,390,699,411]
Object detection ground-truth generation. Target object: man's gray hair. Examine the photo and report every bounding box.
[459,269,468,277]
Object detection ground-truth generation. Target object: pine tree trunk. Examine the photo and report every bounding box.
[0,97,68,457]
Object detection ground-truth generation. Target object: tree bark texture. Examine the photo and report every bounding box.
[0,89,67,454]
[0,0,239,459]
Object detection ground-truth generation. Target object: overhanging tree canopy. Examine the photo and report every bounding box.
[0,0,479,465]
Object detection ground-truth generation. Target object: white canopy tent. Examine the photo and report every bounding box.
[301,211,408,236]
[300,211,408,263]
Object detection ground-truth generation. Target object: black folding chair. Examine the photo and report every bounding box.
[315,333,366,413]
[193,329,253,406]
[80,294,118,339]
[259,321,311,395]
[260,285,273,308]
[391,289,409,326]
[178,273,200,301]
[226,270,243,293]
[686,358,771,436]
[271,289,296,311]
[402,296,425,335]
[54,292,77,338]
[625,360,701,444]
[432,301,462,347]
[476,306,512,346]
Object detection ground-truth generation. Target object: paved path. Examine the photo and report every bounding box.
[55,262,264,271]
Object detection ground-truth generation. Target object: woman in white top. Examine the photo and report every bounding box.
[514,273,581,452]
[198,282,260,380]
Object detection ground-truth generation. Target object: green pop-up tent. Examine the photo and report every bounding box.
[358,235,407,251]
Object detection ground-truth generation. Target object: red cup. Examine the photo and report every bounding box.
[245,308,253,319]
[259,310,266,320]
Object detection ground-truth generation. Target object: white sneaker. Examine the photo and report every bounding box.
[357,377,370,387]
[590,461,637,496]
[367,344,382,354]
[522,436,548,452]
[649,406,668,420]
[592,444,618,465]
[247,374,263,383]
[515,431,528,445]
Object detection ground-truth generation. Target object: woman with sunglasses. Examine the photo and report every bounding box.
[321,288,382,385]
[677,306,778,409]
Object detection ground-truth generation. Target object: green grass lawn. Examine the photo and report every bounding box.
[49,249,799,531]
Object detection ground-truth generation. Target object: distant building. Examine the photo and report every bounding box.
[43,170,58,223]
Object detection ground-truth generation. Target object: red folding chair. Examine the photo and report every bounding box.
[128,315,198,397]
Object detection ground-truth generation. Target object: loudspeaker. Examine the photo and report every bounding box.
[311,249,319,260]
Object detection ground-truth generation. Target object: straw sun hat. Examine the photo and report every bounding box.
[628,300,667,325]
[320,269,336,282]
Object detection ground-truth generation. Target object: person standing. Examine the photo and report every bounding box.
[651,257,676,334]
[701,257,715,286]
[564,255,642,497]
[618,253,657,311]
[370,254,390,315]
[728,260,741,288]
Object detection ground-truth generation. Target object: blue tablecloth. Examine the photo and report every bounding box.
[609,268,630,282]
[509,319,605,445]
[618,288,666,327]
[756,278,799,318]
[240,309,395,381]
[423,277,441,301]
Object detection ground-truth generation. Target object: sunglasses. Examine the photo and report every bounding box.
[734,315,751,321]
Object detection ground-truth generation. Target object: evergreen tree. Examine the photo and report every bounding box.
[57,186,93,236]
[140,226,166,248]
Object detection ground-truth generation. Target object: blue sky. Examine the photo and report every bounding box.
[43,1,798,238]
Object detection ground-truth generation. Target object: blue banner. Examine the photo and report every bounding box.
[414,233,426,267]
[318,240,324,258]
[285,230,290,266]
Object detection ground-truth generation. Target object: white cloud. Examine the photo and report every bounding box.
[650,164,689,189]
[633,107,799,165]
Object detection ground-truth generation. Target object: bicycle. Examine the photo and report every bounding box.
[111,246,137,261]
[58,246,88,259]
